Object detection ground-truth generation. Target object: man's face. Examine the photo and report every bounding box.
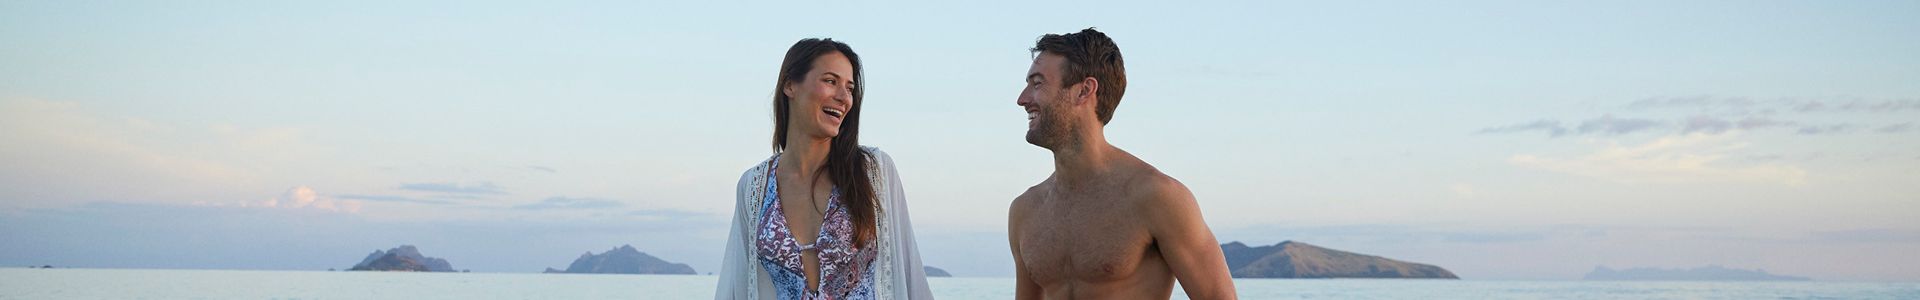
[1018,53,1076,149]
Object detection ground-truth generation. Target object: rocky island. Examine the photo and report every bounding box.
[349,245,455,272]
[543,244,695,275]
[923,266,951,277]
[1220,241,1457,279]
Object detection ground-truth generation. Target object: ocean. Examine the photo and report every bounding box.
[2,268,1915,299]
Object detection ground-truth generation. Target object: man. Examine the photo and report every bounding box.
[1007,28,1238,299]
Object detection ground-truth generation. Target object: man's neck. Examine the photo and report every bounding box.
[1049,124,1115,191]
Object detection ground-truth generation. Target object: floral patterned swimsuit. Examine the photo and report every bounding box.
[756,159,878,300]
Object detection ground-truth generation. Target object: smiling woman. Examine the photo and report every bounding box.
[712,38,934,299]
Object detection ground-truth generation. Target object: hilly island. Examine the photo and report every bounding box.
[1221,241,1457,279]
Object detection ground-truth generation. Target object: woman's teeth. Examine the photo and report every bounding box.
[824,108,844,118]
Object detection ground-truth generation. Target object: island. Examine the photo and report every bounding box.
[1220,241,1457,279]
[923,266,951,277]
[1584,265,1810,281]
[349,245,455,272]
[543,244,695,275]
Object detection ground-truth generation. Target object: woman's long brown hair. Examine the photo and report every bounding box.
[771,38,876,246]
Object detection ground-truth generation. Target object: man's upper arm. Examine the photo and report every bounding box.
[1142,177,1238,299]
[1009,194,1043,299]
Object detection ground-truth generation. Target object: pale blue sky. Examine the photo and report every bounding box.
[3,1,1917,280]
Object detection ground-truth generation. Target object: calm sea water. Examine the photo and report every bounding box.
[3,268,1916,299]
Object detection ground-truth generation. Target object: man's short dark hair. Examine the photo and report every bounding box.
[1032,28,1126,125]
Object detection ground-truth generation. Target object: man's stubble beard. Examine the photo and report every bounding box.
[1025,95,1082,151]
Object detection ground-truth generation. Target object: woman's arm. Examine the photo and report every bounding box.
[872,148,935,299]
[713,169,757,300]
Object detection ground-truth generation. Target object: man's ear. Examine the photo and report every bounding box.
[1076,77,1100,106]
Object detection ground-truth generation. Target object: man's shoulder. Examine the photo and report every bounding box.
[1121,166,1195,209]
[1010,178,1052,213]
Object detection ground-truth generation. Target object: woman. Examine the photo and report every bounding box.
[714,38,934,299]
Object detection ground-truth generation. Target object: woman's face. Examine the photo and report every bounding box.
[783,51,857,141]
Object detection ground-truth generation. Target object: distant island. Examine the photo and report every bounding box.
[1584,265,1810,281]
[923,266,951,277]
[542,244,695,275]
[1220,241,1458,279]
[349,245,455,272]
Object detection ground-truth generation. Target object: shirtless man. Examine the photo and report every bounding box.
[1007,28,1237,299]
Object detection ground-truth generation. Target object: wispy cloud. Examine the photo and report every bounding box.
[1477,115,1665,137]
[1679,115,1795,134]
[1507,134,1808,185]
[1627,95,1760,110]
[1790,98,1920,113]
[194,186,362,213]
[1809,228,1920,243]
[626,208,713,221]
[513,197,625,210]
[1477,120,1568,137]
[399,182,507,195]
[1575,114,1663,135]
[1484,96,1916,138]
[1626,95,1920,114]
[1796,124,1855,135]
[334,194,457,205]
[1875,122,1914,133]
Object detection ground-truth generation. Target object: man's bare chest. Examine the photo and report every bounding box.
[1017,202,1154,282]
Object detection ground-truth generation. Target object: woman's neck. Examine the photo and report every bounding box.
[779,133,832,178]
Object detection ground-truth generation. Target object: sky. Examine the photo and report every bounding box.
[2,1,1917,280]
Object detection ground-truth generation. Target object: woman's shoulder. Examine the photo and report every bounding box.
[859,145,894,166]
[859,145,905,177]
[736,154,779,188]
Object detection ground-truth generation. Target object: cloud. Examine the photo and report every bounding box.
[399,182,507,195]
[1477,120,1568,137]
[1476,115,1663,137]
[1680,115,1795,134]
[1575,114,1663,135]
[334,194,456,205]
[1809,229,1920,243]
[1627,95,1760,111]
[625,209,713,221]
[1507,134,1808,185]
[1216,224,1588,245]
[1875,122,1914,134]
[513,197,626,210]
[0,201,729,273]
[1442,232,1549,243]
[1448,183,1478,199]
[1478,96,1920,138]
[195,186,362,213]
[0,98,273,207]
[1626,95,1920,114]
[1795,124,1854,135]
[1791,98,1920,113]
